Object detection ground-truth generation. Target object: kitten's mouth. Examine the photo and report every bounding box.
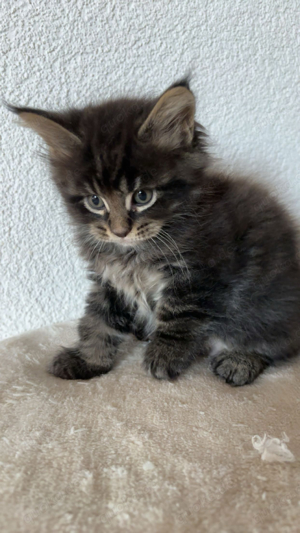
[112,237,138,247]
[89,224,161,249]
[97,233,159,249]
[111,234,157,247]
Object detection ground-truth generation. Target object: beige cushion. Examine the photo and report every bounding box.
[0,322,299,533]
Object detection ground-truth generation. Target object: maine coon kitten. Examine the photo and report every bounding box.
[9,79,300,386]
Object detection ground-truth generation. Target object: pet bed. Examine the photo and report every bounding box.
[0,322,299,532]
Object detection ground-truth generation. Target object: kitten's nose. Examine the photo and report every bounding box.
[109,214,132,239]
[111,226,130,238]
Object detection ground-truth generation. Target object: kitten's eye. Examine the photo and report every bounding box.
[133,189,153,205]
[84,195,106,213]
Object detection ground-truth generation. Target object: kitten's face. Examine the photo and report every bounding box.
[11,82,206,251]
[82,182,161,246]
[64,111,193,249]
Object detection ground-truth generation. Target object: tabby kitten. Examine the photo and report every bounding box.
[9,80,300,386]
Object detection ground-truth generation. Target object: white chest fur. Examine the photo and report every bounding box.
[95,253,166,334]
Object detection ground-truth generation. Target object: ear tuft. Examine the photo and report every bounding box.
[169,76,191,91]
[138,85,195,151]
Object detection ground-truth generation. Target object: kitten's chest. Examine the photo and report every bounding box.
[97,254,166,328]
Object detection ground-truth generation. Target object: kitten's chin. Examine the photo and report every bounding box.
[113,239,137,249]
[110,237,154,250]
[111,234,158,248]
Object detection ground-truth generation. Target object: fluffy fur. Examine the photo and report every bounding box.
[9,79,300,385]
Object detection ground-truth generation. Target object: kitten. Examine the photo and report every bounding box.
[8,79,300,386]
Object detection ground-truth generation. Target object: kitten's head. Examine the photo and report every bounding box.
[9,80,207,253]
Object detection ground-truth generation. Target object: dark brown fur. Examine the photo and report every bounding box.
[8,80,300,385]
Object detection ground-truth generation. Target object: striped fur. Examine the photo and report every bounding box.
[10,80,300,385]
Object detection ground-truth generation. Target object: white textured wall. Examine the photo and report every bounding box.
[1,0,299,339]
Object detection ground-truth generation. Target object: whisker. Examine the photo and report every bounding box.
[156,229,191,285]
[149,238,174,281]
[155,233,187,284]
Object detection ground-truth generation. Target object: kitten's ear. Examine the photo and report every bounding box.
[138,85,195,150]
[8,105,82,159]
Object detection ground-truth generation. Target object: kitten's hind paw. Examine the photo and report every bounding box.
[144,342,191,380]
[210,351,267,386]
[146,357,182,380]
[49,347,112,380]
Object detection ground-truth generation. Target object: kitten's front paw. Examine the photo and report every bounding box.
[49,347,112,380]
[144,342,190,380]
[210,351,266,386]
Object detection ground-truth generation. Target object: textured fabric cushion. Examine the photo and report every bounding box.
[0,322,299,533]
